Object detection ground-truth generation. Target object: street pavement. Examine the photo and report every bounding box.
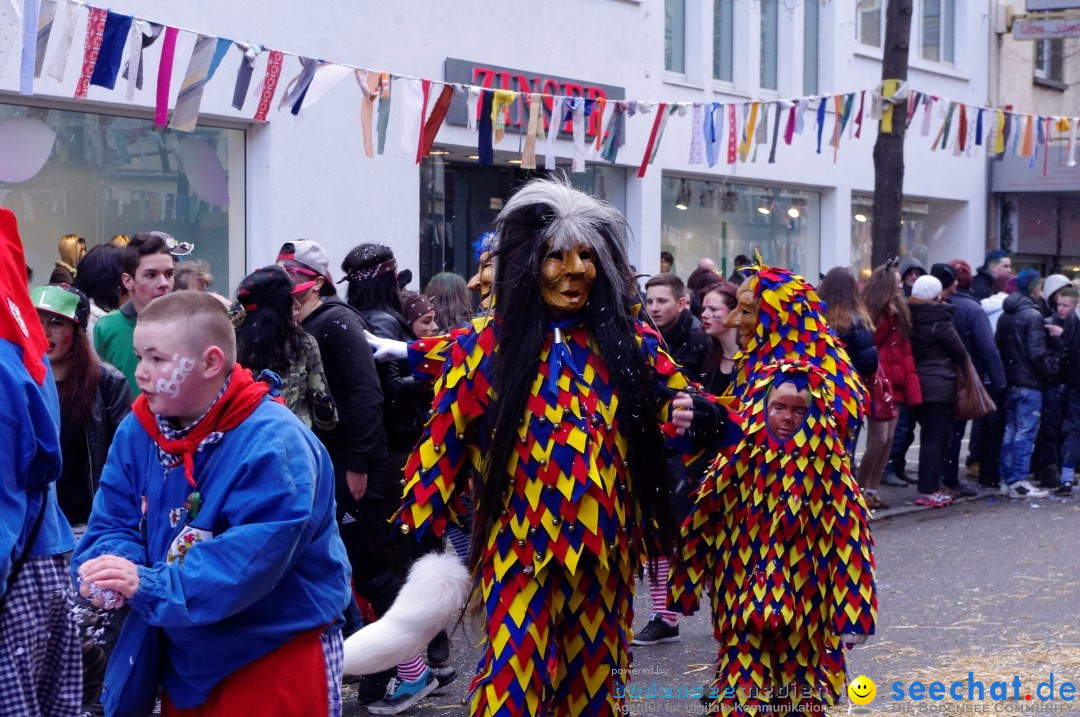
[343,490,1080,716]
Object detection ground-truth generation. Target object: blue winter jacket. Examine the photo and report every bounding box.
[72,397,352,712]
[0,339,74,594]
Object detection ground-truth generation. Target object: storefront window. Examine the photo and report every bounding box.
[0,103,245,292]
[660,175,820,280]
[418,158,626,290]
[850,197,930,273]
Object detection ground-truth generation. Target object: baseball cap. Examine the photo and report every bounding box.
[31,283,91,329]
[236,265,312,312]
[278,240,335,296]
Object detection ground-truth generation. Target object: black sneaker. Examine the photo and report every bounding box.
[355,669,395,706]
[427,630,450,667]
[631,617,680,646]
[1056,483,1073,496]
[430,665,456,690]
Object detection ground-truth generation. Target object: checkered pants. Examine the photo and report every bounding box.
[322,628,344,717]
[0,554,82,716]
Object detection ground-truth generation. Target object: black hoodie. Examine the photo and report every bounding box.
[995,293,1056,390]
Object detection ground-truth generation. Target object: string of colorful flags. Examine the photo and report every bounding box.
[1,0,1077,177]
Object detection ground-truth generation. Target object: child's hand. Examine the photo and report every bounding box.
[79,555,141,602]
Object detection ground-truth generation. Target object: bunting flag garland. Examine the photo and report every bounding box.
[418,83,453,160]
[478,89,494,165]
[544,96,563,170]
[570,97,587,173]
[278,56,318,114]
[72,6,105,99]
[783,102,796,145]
[815,98,826,153]
[854,90,865,138]
[19,0,39,94]
[88,11,132,91]
[44,0,76,81]
[957,103,968,155]
[1068,118,1078,167]
[169,34,218,132]
[375,74,392,154]
[231,42,263,109]
[975,108,984,147]
[637,102,667,178]
[689,102,705,165]
[33,0,56,79]
[704,102,720,167]
[399,78,428,160]
[920,95,934,136]
[726,104,737,164]
[124,20,162,99]
[252,48,283,123]
[739,101,759,161]
[599,100,627,165]
[521,92,543,169]
[768,101,782,164]
[154,26,178,125]
[491,89,516,145]
[355,69,380,157]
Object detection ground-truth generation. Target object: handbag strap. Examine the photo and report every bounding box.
[1,492,48,609]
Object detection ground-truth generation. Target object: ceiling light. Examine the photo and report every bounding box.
[429,149,450,156]
[787,207,800,219]
[467,154,480,160]
[854,212,868,223]
[508,159,523,165]
[757,201,772,215]
[675,180,691,211]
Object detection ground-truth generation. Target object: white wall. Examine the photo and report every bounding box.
[0,0,993,287]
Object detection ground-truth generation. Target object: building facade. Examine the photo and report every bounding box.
[991,0,1080,276]
[0,0,993,293]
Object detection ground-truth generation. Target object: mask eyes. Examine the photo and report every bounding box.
[547,250,563,261]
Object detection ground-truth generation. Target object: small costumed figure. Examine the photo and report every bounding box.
[353,178,726,716]
[669,360,877,715]
[725,261,868,450]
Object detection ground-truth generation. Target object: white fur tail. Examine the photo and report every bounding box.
[342,552,471,675]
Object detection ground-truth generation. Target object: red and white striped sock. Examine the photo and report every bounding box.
[397,654,428,683]
[648,557,678,626]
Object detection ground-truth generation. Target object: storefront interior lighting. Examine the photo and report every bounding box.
[675,180,691,211]
[467,155,480,160]
[854,212,868,223]
[429,149,451,156]
[757,199,772,215]
[508,159,523,164]
[787,197,806,219]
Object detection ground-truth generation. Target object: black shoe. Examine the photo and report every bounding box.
[355,669,395,706]
[880,472,908,488]
[430,665,456,690]
[426,630,450,667]
[1056,483,1073,496]
[898,471,919,485]
[631,617,680,646]
[941,481,978,498]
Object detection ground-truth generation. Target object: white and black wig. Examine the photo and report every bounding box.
[470,177,678,572]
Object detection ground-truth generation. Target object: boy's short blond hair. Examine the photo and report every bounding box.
[139,290,237,367]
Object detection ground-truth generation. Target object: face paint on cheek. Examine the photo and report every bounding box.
[156,354,196,398]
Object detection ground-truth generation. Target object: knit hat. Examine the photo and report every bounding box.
[236,265,311,312]
[30,283,91,329]
[278,240,336,296]
[930,263,956,291]
[1016,268,1041,297]
[401,290,435,325]
[898,256,926,281]
[911,275,943,301]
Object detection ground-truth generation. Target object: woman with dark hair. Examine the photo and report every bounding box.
[233,265,337,431]
[384,178,724,715]
[31,284,131,526]
[857,265,923,510]
[819,267,878,383]
[698,282,740,395]
[686,266,723,318]
[424,272,471,330]
[340,243,456,705]
[74,244,127,339]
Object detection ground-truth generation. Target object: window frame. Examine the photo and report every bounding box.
[713,0,734,83]
[665,0,688,76]
[919,0,956,65]
[759,0,780,91]
[857,0,885,50]
[1034,38,1065,86]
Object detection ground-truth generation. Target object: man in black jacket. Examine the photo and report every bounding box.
[1032,278,1079,493]
[645,272,709,380]
[995,269,1056,499]
[279,242,399,630]
[971,249,1012,301]
[1056,287,1080,494]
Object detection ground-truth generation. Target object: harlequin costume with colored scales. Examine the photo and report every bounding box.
[396,178,726,716]
[668,361,876,715]
[727,263,868,446]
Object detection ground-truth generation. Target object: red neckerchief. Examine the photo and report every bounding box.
[0,209,49,385]
[133,364,276,490]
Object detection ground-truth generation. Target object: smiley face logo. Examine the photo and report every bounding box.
[848,675,876,705]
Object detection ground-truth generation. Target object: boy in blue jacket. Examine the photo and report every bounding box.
[0,208,82,716]
[73,290,352,717]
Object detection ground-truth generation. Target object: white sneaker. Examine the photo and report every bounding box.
[1006,480,1049,499]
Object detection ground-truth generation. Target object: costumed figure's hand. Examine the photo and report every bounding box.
[79,555,141,608]
[671,392,695,436]
[840,633,870,649]
[305,388,337,423]
[346,470,368,500]
[363,331,407,361]
[675,392,726,444]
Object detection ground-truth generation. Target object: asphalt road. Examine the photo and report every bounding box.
[343,492,1080,716]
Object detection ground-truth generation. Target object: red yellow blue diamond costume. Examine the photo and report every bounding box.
[669,360,877,714]
[396,178,725,716]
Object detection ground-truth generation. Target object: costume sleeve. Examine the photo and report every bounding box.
[122,437,326,627]
[407,322,478,381]
[397,324,491,540]
[828,476,877,638]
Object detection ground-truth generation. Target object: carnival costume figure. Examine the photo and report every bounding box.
[669,361,877,715]
[395,178,725,716]
[725,262,868,448]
